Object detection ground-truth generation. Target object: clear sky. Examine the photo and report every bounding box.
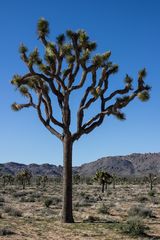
[0,0,160,166]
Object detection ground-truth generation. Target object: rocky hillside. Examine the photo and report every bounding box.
[77,153,160,176]
[0,152,160,177]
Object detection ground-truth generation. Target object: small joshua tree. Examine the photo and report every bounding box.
[94,170,113,193]
[73,174,81,184]
[2,174,14,187]
[11,18,150,222]
[147,173,157,191]
[36,175,48,188]
[16,169,32,189]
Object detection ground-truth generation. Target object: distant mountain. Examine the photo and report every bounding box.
[0,152,160,177]
[77,153,160,177]
[0,162,63,177]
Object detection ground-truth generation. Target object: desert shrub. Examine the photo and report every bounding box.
[85,177,93,185]
[52,196,61,205]
[137,195,149,203]
[13,191,28,198]
[98,203,110,214]
[83,215,99,223]
[20,196,35,202]
[78,199,92,207]
[128,205,153,218]
[148,190,156,197]
[0,197,5,202]
[0,228,14,236]
[31,192,41,198]
[44,198,53,208]
[152,197,159,205]
[4,206,22,217]
[79,191,86,197]
[120,216,147,236]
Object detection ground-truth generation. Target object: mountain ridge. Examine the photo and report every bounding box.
[0,152,160,177]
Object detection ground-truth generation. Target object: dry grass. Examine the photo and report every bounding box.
[0,182,160,239]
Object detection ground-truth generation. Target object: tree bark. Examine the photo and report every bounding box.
[61,135,74,223]
[102,181,105,193]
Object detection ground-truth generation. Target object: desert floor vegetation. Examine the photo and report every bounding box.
[0,180,160,240]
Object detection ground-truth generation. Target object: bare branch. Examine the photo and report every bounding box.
[36,93,63,140]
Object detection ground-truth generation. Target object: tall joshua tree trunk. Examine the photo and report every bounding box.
[102,180,105,193]
[62,135,74,223]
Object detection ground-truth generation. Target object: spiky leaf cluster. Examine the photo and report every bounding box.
[29,48,41,65]
[11,103,22,111]
[37,18,49,38]
[138,90,150,102]
[125,74,133,84]
[92,55,103,67]
[114,111,126,120]
[19,43,28,54]
[56,34,65,46]
[19,86,29,96]
[11,75,22,87]
[139,68,147,78]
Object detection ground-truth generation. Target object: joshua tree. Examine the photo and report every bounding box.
[147,173,157,191]
[16,169,32,189]
[11,18,150,222]
[112,173,117,189]
[73,174,81,184]
[94,170,113,193]
[41,175,48,188]
[2,174,14,187]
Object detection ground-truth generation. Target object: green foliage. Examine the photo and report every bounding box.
[114,111,126,121]
[148,189,156,197]
[86,41,97,51]
[94,170,112,183]
[83,215,99,223]
[16,169,32,189]
[66,55,75,64]
[44,198,53,208]
[138,90,150,102]
[37,18,49,38]
[128,205,153,218]
[38,64,50,75]
[4,206,22,217]
[28,48,41,66]
[92,54,103,67]
[98,203,110,214]
[90,87,99,98]
[46,42,56,57]
[56,34,65,45]
[11,74,22,87]
[137,195,149,203]
[120,216,147,236]
[61,44,72,56]
[81,49,90,62]
[11,103,21,111]
[19,86,28,96]
[66,29,74,38]
[78,29,89,43]
[110,64,119,73]
[139,68,147,78]
[0,228,14,236]
[102,51,111,61]
[25,77,38,90]
[19,43,28,54]
[124,74,133,84]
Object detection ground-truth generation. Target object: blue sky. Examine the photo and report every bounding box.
[0,0,160,166]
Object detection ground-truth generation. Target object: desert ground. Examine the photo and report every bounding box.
[0,180,160,240]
